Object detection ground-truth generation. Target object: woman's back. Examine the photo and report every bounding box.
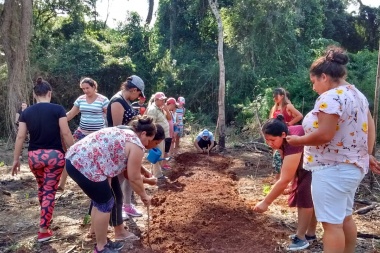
[20,103,66,152]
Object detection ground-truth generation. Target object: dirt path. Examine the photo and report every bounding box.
[0,138,379,253]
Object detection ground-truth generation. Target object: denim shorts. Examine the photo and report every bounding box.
[311,163,365,224]
[174,126,184,137]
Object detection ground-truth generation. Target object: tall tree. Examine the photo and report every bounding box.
[146,0,154,25]
[0,0,33,138]
[208,0,226,150]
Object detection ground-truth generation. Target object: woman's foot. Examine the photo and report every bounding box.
[37,229,53,242]
[114,231,140,241]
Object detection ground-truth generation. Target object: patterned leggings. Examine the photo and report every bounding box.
[28,149,65,228]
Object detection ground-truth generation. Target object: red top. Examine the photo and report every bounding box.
[272,105,293,123]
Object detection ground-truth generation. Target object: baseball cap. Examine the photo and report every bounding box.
[166,97,177,105]
[154,92,167,100]
[129,75,145,98]
[178,96,185,104]
[202,129,210,137]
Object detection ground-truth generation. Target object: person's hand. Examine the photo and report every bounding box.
[197,148,203,153]
[286,135,302,146]
[142,169,153,178]
[141,194,151,206]
[11,159,21,176]
[369,155,380,174]
[253,200,269,213]
[143,176,157,186]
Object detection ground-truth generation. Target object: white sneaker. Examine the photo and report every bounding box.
[122,211,129,220]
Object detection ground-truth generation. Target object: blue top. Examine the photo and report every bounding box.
[196,129,214,142]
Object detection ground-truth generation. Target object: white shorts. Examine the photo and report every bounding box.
[311,164,365,224]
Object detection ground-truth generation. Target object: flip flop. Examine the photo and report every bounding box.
[115,233,140,241]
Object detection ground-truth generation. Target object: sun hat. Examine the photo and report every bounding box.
[166,97,177,105]
[177,96,185,104]
[130,75,145,98]
[154,92,167,100]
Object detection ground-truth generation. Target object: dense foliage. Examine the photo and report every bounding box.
[0,0,379,138]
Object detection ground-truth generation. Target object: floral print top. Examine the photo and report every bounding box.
[302,85,369,173]
[65,127,145,182]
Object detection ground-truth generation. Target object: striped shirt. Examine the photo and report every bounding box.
[74,94,109,132]
[176,107,185,127]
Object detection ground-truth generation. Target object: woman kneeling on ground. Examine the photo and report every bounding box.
[253,115,317,251]
[65,116,160,253]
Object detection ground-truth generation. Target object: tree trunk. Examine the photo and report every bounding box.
[208,0,226,151]
[0,0,33,139]
[146,0,154,25]
[169,0,176,53]
[371,40,380,190]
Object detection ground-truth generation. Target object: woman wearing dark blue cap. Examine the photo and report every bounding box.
[194,129,217,153]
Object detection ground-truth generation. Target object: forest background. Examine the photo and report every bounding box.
[0,0,379,142]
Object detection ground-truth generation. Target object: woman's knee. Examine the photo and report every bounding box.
[322,222,343,231]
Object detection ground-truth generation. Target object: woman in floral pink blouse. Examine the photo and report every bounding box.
[65,116,160,253]
[287,46,379,253]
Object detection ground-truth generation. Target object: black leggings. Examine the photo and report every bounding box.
[66,159,123,226]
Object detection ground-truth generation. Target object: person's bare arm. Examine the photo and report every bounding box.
[367,111,380,174]
[66,106,80,121]
[254,152,301,212]
[269,106,275,119]
[110,102,124,126]
[368,111,376,154]
[194,139,202,152]
[287,112,339,146]
[59,117,74,149]
[163,104,171,120]
[286,104,303,126]
[140,166,152,178]
[12,123,27,176]
[125,143,151,206]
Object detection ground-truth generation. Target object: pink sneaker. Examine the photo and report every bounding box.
[162,164,172,170]
[123,204,142,217]
[37,229,53,242]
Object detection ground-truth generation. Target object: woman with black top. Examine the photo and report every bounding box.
[12,78,74,242]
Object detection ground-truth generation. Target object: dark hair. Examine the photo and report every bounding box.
[121,76,141,93]
[129,115,157,136]
[80,77,98,90]
[34,77,52,96]
[153,124,165,140]
[310,46,349,82]
[262,114,288,137]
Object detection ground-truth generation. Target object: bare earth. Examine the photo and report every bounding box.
[0,137,379,253]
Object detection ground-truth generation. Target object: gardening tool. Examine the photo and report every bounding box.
[147,205,151,249]
[146,148,172,164]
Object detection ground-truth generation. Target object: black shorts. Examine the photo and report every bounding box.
[165,138,172,153]
[197,139,217,150]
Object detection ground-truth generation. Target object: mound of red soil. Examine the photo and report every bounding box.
[142,152,281,252]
